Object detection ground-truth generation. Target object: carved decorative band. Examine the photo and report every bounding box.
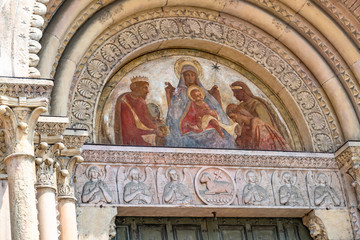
[81,149,337,169]
[0,77,53,99]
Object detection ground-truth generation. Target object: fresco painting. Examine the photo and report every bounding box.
[105,56,291,151]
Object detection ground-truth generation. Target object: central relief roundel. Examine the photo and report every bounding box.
[101,55,292,151]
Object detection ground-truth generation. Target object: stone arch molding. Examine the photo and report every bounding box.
[69,10,341,152]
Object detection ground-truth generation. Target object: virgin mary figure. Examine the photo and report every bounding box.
[165,57,236,148]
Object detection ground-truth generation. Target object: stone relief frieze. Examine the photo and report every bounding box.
[272,171,307,207]
[195,167,235,205]
[81,165,113,204]
[235,170,273,206]
[69,11,341,152]
[120,167,155,204]
[75,156,345,209]
[307,171,342,208]
[157,167,194,205]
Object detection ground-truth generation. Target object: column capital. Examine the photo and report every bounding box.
[57,129,88,199]
[335,141,360,171]
[0,77,53,157]
[335,141,360,210]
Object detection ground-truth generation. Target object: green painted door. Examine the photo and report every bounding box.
[113,217,311,240]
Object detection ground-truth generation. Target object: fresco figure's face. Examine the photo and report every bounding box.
[183,70,197,86]
[190,89,203,102]
[137,82,149,99]
[233,89,247,101]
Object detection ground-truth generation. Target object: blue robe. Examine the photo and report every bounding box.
[165,81,235,149]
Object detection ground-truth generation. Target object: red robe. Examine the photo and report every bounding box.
[180,101,217,134]
[236,118,291,151]
[114,93,157,145]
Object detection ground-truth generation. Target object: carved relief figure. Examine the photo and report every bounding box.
[314,173,341,208]
[279,172,304,206]
[226,105,291,151]
[114,76,166,146]
[200,172,233,195]
[242,171,268,205]
[165,57,235,148]
[81,166,112,204]
[195,167,236,205]
[163,169,193,204]
[123,167,153,204]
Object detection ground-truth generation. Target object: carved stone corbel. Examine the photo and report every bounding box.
[0,77,53,240]
[303,212,329,240]
[56,128,87,240]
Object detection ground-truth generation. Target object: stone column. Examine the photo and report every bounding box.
[335,141,360,239]
[0,77,53,240]
[34,116,69,240]
[57,129,88,240]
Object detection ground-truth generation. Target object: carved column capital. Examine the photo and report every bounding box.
[336,141,360,210]
[0,77,53,156]
[57,129,88,200]
[35,142,64,189]
[335,142,360,172]
[34,116,69,189]
[303,211,329,240]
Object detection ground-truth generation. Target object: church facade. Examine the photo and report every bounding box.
[1,0,360,239]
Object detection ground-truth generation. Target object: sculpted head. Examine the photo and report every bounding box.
[130,76,150,99]
[317,173,327,185]
[168,169,179,182]
[246,171,257,184]
[282,172,292,184]
[88,166,99,180]
[230,81,253,102]
[200,172,212,183]
[129,167,141,181]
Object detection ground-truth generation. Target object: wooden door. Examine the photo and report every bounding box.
[113,217,311,240]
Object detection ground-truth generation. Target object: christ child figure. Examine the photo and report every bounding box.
[180,85,225,138]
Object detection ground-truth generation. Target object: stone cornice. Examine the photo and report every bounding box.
[81,145,337,169]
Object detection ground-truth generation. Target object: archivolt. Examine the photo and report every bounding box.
[64,8,343,152]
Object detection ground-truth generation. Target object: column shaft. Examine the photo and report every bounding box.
[6,154,39,240]
[37,187,58,240]
[58,198,78,240]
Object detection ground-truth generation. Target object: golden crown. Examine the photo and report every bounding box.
[130,76,149,83]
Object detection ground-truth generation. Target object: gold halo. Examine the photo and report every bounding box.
[187,85,205,102]
[174,57,203,80]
